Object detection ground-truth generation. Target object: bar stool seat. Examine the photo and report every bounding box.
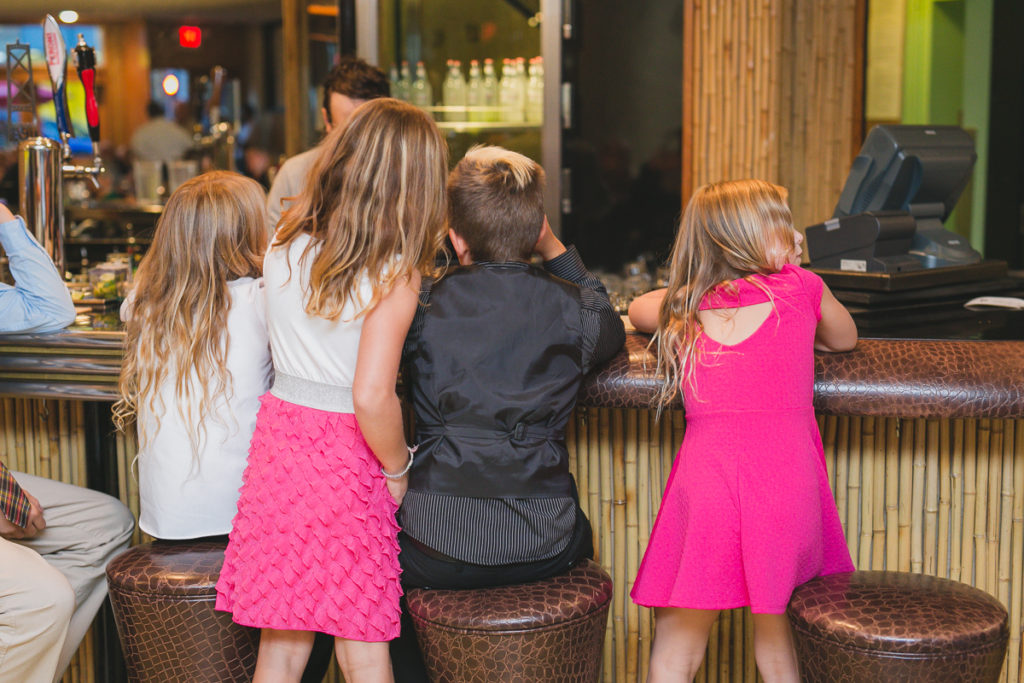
[406,559,612,682]
[106,540,258,683]
[787,570,1009,682]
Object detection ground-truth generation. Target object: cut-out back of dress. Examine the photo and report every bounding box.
[698,301,773,347]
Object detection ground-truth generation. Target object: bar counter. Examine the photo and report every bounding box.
[2,325,1023,682]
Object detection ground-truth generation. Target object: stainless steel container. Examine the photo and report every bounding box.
[18,137,65,276]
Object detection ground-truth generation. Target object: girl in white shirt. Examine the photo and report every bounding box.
[215,98,448,683]
[115,171,272,541]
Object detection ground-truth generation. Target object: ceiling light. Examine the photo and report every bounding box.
[58,10,79,23]
[162,74,180,97]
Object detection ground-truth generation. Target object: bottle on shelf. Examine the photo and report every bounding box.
[389,64,402,101]
[410,61,433,110]
[395,61,412,102]
[481,58,500,122]
[499,58,524,123]
[526,56,544,124]
[466,59,484,122]
[515,57,528,121]
[441,59,467,122]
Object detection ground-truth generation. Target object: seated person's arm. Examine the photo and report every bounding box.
[0,202,76,334]
[628,289,665,334]
[536,218,626,372]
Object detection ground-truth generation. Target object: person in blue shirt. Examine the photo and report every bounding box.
[0,201,76,333]
[0,200,133,682]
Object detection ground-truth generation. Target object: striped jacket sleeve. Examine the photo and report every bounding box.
[0,460,31,528]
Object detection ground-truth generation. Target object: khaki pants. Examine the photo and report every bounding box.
[0,472,134,683]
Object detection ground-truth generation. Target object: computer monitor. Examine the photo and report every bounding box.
[807,124,981,270]
[833,124,976,222]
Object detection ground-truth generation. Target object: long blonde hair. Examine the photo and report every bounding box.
[273,97,448,319]
[114,171,267,457]
[652,179,796,409]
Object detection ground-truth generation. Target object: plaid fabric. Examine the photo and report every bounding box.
[0,460,31,528]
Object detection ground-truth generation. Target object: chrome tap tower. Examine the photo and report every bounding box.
[14,17,103,276]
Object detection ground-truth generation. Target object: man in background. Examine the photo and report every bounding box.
[130,101,194,164]
[265,57,390,235]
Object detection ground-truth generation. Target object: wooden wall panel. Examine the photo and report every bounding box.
[1,398,102,683]
[683,0,865,232]
[99,21,151,149]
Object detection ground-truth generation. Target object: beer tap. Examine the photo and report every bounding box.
[42,17,103,187]
[69,33,104,187]
[18,16,104,275]
[192,66,236,171]
[42,14,73,156]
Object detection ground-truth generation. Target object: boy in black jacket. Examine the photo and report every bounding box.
[391,145,625,681]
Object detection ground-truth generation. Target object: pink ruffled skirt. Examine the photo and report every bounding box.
[215,393,402,641]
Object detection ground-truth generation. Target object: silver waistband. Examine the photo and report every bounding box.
[271,372,354,413]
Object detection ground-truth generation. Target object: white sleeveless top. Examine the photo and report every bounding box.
[129,277,272,539]
[263,232,378,412]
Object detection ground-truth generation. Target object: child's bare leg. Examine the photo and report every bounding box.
[253,628,316,683]
[647,607,718,682]
[751,612,800,683]
[334,637,394,683]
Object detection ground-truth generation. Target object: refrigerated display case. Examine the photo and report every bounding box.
[354,0,682,270]
[355,0,563,230]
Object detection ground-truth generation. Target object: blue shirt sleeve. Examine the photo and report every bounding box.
[0,216,76,334]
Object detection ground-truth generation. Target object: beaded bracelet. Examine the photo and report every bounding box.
[382,444,417,479]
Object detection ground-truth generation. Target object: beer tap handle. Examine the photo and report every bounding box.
[208,66,226,126]
[43,14,74,155]
[73,34,100,159]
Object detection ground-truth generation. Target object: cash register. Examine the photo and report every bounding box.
[805,124,982,273]
[804,125,1023,338]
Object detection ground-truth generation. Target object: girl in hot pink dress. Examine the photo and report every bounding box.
[215,99,448,682]
[628,179,858,682]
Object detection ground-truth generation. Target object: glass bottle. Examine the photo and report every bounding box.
[410,61,433,110]
[442,59,467,122]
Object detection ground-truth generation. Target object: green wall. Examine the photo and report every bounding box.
[901,0,993,249]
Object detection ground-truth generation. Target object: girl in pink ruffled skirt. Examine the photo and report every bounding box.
[215,98,448,682]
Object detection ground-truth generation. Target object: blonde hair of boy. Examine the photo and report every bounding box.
[448,144,545,262]
[114,171,267,458]
[274,97,448,320]
[652,178,797,410]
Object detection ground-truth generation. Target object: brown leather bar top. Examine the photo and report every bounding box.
[579,334,1024,419]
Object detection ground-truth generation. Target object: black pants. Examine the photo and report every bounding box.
[389,508,595,683]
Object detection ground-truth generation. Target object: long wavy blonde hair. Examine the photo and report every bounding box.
[652,179,797,410]
[273,97,448,320]
[114,171,267,457]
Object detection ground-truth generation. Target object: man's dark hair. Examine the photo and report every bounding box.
[322,57,390,123]
[147,101,165,119]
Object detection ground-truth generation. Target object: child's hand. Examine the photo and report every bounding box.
[0,201,15,224]
[534,216,566,262]
[386,476,408,507]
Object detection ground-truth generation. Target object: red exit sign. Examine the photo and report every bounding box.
[179,26,202,49]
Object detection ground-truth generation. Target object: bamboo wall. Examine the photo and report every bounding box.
[567,407,1024,683]
[5,397,1023,682]
[683,0,865,231]
[1,398,100,683]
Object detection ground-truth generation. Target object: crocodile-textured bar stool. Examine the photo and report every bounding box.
[106,540,258,682]
[787,570,1009,682]
[406,559,613,682]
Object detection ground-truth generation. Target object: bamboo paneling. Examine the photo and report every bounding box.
[567,407,1024,683]
[682,0,864,233]
[5,400,1024,682]
[1,398,100,683]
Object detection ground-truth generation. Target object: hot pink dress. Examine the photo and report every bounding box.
[631,265,854,614]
